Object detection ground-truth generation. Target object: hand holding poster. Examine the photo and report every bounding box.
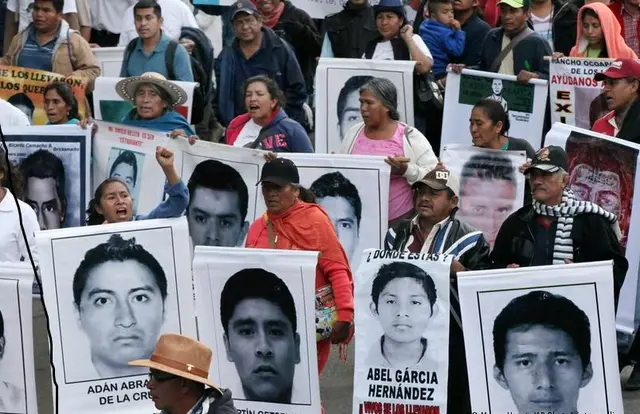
[458,261,624,414]
[36,218,197,413]
[353,249,451,414]
[0,65,86,124]
[442,69,548,149]
[193,247,321,414]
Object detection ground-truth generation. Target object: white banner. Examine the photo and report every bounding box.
[0,262,37,414]
[458,261,623,414]
[442,69,548,149]
[193,247,321,413]
[315,58,416,154]
[545,122,640,334]
[168,140,390,268]
[3,125,92,230]
[36,218,197,414]
[92,47,126,78]
[92,77,196,124]
[441,145,526,248]
[549,57,614,129]
[352,249,452,414]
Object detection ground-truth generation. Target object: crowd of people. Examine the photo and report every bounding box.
[1,0,640,412]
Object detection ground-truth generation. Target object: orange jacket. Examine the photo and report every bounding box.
[570,2,638,58]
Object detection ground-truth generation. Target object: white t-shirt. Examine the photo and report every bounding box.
[234,119,262,147]
[118,0,198,46]
[367,34,433,61]
[0,189,40,264]
[7,0,77,33]
[0,99,31,127]
[91,0,137,33]
[531,9,554,51]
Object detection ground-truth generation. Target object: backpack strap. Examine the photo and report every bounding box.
[165,40,179,81]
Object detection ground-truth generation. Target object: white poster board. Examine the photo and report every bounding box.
[458,261,624,414]
[193,247,321,414]
[92,47,126,78]
[315,58,416,154]
[442,69,548,149]
[36,218,197,413]
[352,249,452,414]
[0,262,37,414]
[545,122,640,334]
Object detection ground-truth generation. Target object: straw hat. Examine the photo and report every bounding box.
[115,72,188,108]
[129,333,221,392]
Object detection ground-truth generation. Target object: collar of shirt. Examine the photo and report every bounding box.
[135,31,171,54]
[411,214,452,254]
[27,23,61,46]
[607,115,619,136]
[0,188,18,213]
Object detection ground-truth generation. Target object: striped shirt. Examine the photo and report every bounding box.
[16,26,58,72]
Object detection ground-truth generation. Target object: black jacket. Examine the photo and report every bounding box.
[490,205,629,307]
[274,1,322,96]
[617,97,640,145]
[325,2,378,59]
[527,0,578,55]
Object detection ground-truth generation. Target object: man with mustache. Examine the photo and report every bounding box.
[220,268,300,404]
[490,145,628,307]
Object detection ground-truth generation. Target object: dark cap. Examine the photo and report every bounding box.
[231,0,258,20]
[257,158,300,186]
[595,59,640,82]
[373,0,407,20]
[411,167,460,197]
[524,146,568,175]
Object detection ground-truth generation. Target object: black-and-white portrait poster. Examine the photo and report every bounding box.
[0,262,37,414]
[352,249,452,414]
[193,247,321,414]
[3,125,91,230]
[441,145,526,248]
[258,153,391,270]
[457,261,623,414]
[35,218,197,413]
[315,58,416,154]
[92,121,170,217]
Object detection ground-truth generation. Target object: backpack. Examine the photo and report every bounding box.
[125,27,215,125]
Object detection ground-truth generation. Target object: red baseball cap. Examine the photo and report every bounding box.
[595,59,640,81]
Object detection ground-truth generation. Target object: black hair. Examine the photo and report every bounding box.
[0,148,24,199]
[337,76,373,122]
[8,93,34,114]
[371,262,437,313]
[34,0,64,13]
[460,152,516,192]
[109,150,139,186]
[473,99,511,135]
[134,0,162,18]
[581,8,609,58]
[297,186,317,204]
[86,178,130,225]
[493,290,591,372]
[310,172,362,228]
[244,75,287,109]
[428,0,453,16]
[187,160,249,221]
[220,268,297,335]
[20,149,67,211]
[72,234,168,307]
[43,81,80,122]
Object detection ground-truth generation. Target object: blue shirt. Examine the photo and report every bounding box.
[17,26,59,72]
[134,181,189,221]
[120,33,194,82]
[46,118,79,125]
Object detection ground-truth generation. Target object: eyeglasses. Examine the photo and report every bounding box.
[148,371,180,382]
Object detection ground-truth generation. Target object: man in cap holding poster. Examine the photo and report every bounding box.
[491,146,628,306]
[129,333,236,414]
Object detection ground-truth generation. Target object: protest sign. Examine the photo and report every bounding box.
[353,249,451,414]
[193,247,321,413]
[3,125,92,230]
[0,262,37,414]
[549,57,614,129]
[0,65,86,125]
[458,261,624,414]
[315,58,415,153]
[92,47,126,78]
[442,69,548,149]
[545,122,640,335]
[36,218,197,414]
[92,77,196,124]
[441,145,526,248]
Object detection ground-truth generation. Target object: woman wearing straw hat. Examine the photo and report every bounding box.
[129,333,236,414]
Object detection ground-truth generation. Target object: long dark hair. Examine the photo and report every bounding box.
[43,81,80,121]
[473,99,511,135]
[86,178,130,225]
[0,148,24,199]
[582,8,609,58]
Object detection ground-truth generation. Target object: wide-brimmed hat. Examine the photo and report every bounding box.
[115,72,188,108]
[129,333,221,392]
